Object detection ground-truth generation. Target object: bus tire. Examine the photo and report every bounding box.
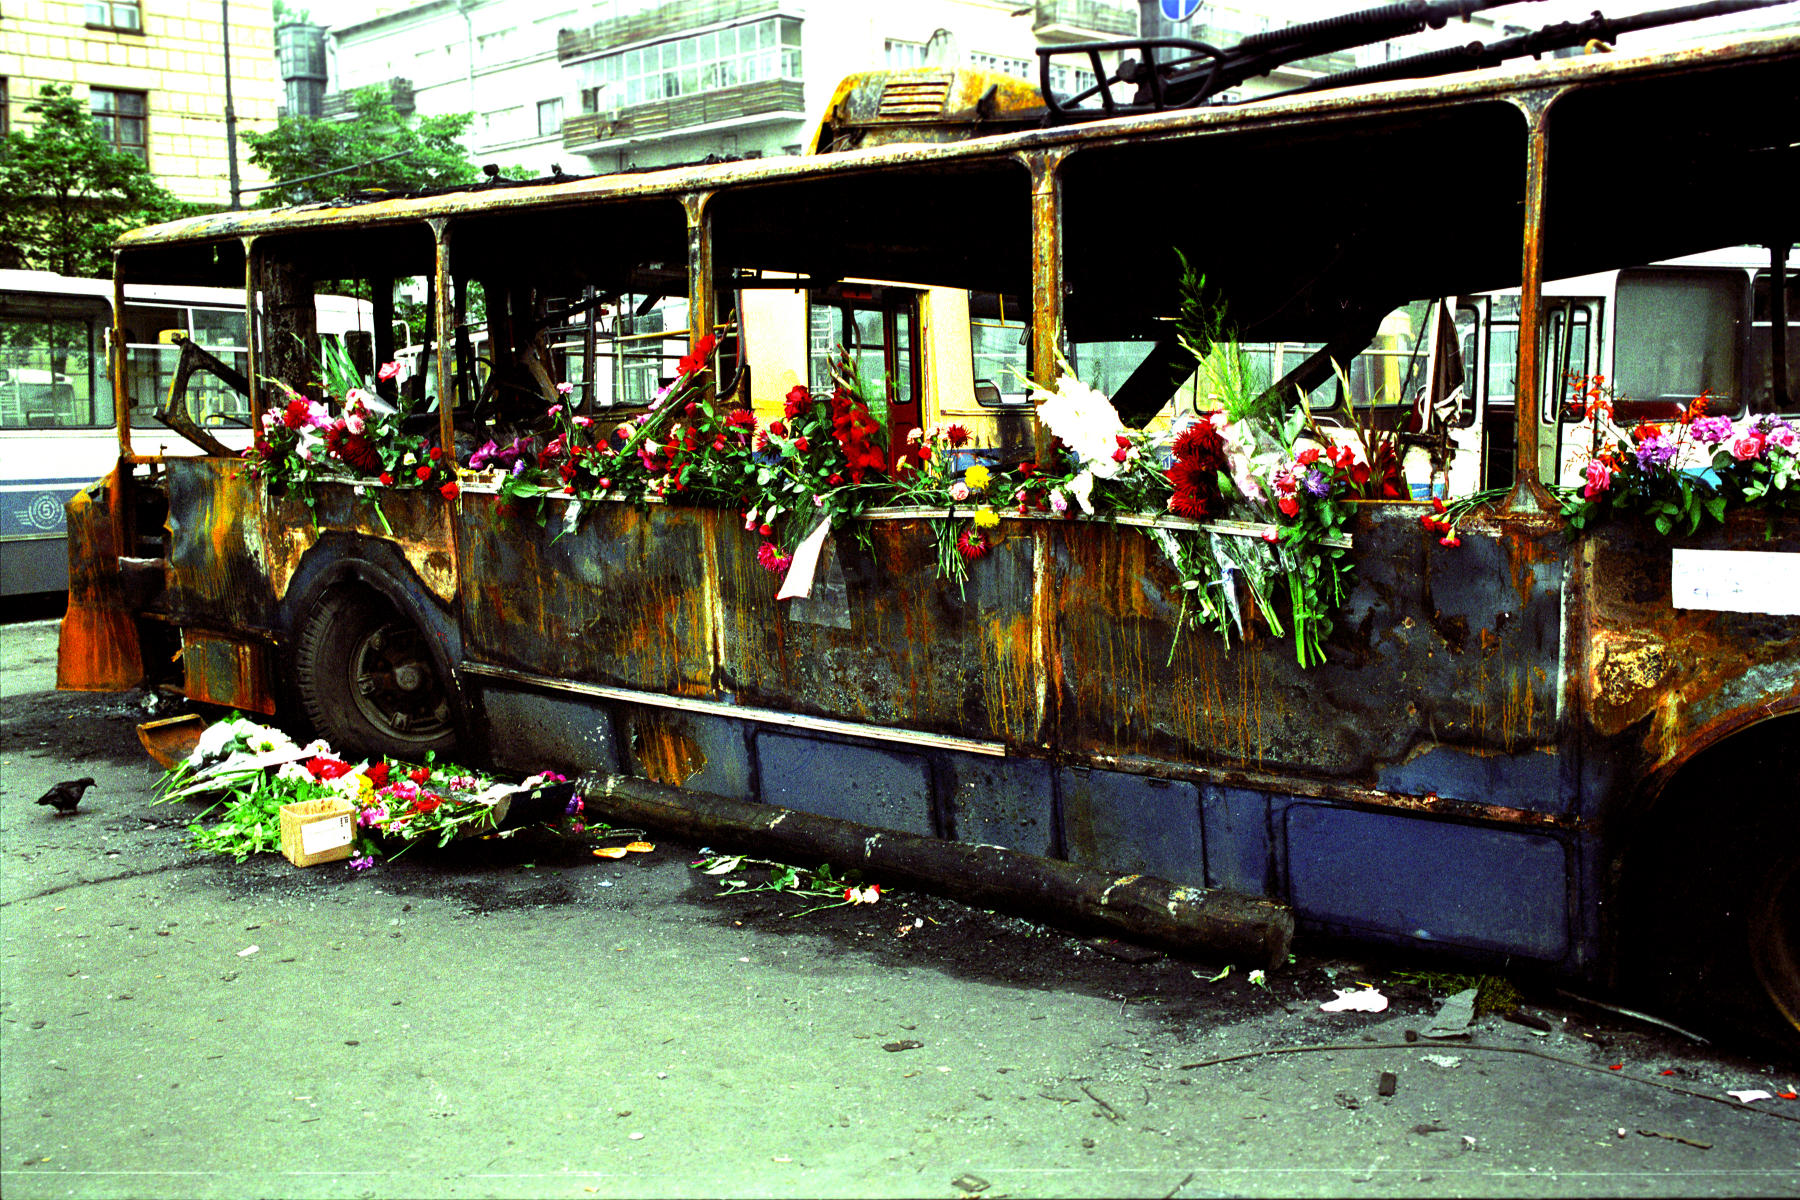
[1616,718,1800,1052]
[295,584,458,762]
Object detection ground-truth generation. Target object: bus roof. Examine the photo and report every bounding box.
[114,29,1798,342]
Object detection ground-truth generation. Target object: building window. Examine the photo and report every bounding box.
[885,40,926,69]
[576,16,802,110]
[85,0,143,31]
[537,97,563,137]
[1,78,9,138]
[90,88,148,161]
[967,49,1095,98]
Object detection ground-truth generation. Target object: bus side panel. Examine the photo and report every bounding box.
[1050,506,1571,798]
[715,518,1046,746]
[263,482,457,610]
[55,469,142,692]
[1579,512,1800,790]
[456,494,713,695]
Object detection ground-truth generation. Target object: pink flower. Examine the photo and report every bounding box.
[556,381,573,395]
[1731,431,1767,461]
[949,482,971,502]
[377,361,401,382]
[1583,458,1613,499]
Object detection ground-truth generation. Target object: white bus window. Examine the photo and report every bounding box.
[1615,268,1742,416]
[0,297,109,428]
[969,292,1029,407]
[1751,270,1800,411]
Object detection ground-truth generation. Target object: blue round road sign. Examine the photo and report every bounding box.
[1161,0,1203,20]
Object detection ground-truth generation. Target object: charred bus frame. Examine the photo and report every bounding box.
[63,32,1800,1045]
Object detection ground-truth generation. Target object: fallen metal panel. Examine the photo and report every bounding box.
[179,628,275,715]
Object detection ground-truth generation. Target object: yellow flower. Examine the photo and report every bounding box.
[963,464,991,491]
[972,505,1000,529]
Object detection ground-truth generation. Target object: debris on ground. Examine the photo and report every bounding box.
[1639,1129,1711,1149]
[1320,987,1388,1013]
[1423,987,1477,1038]
[1727,1089,1773,1104]
[1420,1054,1462,1069]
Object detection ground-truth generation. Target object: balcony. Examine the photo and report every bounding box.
[559,0,781,61]
[319,78,415,120]
[1032,0,1138,44]
[563,78,805,149]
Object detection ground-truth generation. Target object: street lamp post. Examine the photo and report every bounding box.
[222,0,242,209]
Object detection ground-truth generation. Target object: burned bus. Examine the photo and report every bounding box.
[59,23,1799,1045]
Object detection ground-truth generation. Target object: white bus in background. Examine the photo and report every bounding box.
[0,270,372,599]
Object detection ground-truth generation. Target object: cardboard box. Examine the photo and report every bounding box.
[279,797,355,867]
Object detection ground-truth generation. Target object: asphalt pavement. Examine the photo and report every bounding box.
[3,617,1798,1198]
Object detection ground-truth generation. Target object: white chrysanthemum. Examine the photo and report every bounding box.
[1032,377,1126,478]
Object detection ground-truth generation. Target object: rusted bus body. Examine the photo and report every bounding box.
[65,31,1800,1040]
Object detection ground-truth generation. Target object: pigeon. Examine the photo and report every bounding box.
[36,778,95,815]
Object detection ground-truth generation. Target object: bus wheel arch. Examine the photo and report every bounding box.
[280,537,466,763]
[1611,712,1799,1050]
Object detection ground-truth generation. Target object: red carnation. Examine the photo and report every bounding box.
[413,794,443,814]
[364,762,391,788]
[414,465,432,481]
[305,756,351,780]
[784,386,810,418]
[283,398,311,430]
[676,333,717,377]
[409,766,431,785]
[439,480,460,500]
[945,423,970,449]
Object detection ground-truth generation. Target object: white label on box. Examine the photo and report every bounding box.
[300,813,354,855]
[1670,549,1800,614]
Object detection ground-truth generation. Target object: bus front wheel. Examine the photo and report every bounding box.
[295,585,457,762]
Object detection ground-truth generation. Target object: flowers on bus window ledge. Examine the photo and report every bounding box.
[1559,379,1799,535]
[244,340,457,519]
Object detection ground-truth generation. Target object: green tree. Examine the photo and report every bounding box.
[0,84,189,277]
[243,87,482,207]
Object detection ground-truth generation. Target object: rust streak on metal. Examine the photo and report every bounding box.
[631,715,707,788]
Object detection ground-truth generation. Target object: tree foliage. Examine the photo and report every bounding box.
[243,88,483,207]
[0,84,189,277]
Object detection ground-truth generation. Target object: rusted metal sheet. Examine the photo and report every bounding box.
[164,458,273,631]
[456,494,713,694]
[264,482,457,606]
[178,628,275,714]
[715,517,1046,745]
[56,469,143,692]
[1577,511,1800,784]
[1051,505,1567,788]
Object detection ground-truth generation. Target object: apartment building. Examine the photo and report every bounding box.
[317,0,1141,177]
[0,0,279,205]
